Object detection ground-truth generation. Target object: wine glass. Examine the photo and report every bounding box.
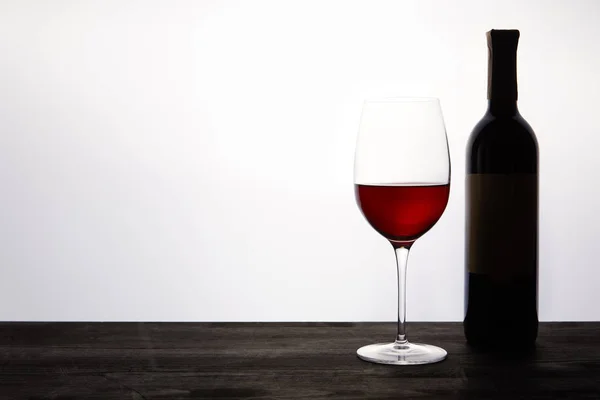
[354,97,450,365]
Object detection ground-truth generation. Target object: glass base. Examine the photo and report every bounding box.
[357,341,447,365]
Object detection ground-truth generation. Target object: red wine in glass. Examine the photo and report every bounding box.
[355,183,449,246]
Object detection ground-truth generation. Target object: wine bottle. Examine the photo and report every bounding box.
[464,29,539,349]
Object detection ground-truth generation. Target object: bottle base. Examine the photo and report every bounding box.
[464,330,537,356]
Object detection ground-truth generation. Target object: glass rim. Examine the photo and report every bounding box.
[363,96,440,104]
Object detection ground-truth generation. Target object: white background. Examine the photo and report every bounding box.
[1,0,598,322]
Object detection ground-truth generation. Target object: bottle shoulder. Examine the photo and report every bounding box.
[467,112,538,174]
[468,112,538,146]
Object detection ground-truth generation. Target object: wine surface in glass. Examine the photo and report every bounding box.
[355,184,449,243]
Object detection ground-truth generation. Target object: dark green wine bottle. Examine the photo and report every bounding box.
[464,29,539,350]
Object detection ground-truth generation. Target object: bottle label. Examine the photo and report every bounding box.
[466,174,538,281]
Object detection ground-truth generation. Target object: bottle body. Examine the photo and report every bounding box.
[464,30,539,349]
[464,113,539,348]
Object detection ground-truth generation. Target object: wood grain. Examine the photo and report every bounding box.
[0,322,599,399]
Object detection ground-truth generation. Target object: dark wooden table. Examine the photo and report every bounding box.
[0,322,599,399]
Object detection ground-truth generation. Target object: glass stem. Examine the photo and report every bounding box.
[394,246,410,344]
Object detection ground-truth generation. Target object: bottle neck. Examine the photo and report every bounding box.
[488,99,518,116]
[487,41,519,116]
